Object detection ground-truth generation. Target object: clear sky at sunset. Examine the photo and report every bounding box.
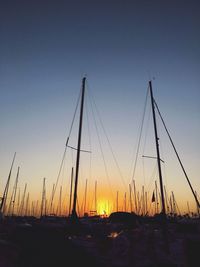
[0,0,199,215]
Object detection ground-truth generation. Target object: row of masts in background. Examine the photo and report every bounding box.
[1,160,199,218]
[1,78,200,220]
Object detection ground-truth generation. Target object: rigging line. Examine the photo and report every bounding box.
[154,110,168,191]
[51,85,82,207]
[159,134,168,186]
[195,191,200,200]
[85,95,92,183]
[50,147,67,209]
[142,100,151,155]
[61,154,66,187]
[70,146,74,166]
[89,191,95,213]
[87,84,127,191]
[142,156,146,187]
[66,86,82,146]
[130,86,149,184]
[154,100,200,208]
[87,88,114,201]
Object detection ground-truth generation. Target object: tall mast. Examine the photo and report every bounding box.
[145,191,148,215]
[169,196,173,215]
[31,201,34,217]
[83,179,88,215]
[72,77,86,220]
[133,180,137,213]
[8,166,19,216]
[137,192,140,214]
[0,152,16,216]
[95,180,97,214]
[116,191,119,212]
[49,183,55,214]
[129,184,132,212]
[17,188,20,215]
[149,81,166,215]
[40,178,46,218]
[124,192,127,212]
[25,192,29,216]
[35,200,39,217]
[69,167,74,216]
[19,183,27,216]
[164,186,170,214]
[171,191,176,215]
[155,181,159,214]
[12,166,20,216]
[59,186,62,216]
[142,186,145,215]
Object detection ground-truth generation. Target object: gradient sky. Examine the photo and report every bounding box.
[0,0,199,214]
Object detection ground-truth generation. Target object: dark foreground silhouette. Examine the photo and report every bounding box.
[0,221,102,267]
[0,214,200,267]
[15,226,101,267]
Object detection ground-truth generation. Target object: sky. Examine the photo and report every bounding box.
[0,0,200,215]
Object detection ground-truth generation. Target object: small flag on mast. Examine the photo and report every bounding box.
[151,191,155,202]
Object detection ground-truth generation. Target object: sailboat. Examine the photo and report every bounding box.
[71,77,86,221]
[148,80,200,216]
[45,77,87,222]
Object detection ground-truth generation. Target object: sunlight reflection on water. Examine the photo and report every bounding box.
[108,232,119,238]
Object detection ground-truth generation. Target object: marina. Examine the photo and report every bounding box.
[0,1,199,266]
[0,78,200,267]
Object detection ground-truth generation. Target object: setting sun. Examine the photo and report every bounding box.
[97,200,113,216]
